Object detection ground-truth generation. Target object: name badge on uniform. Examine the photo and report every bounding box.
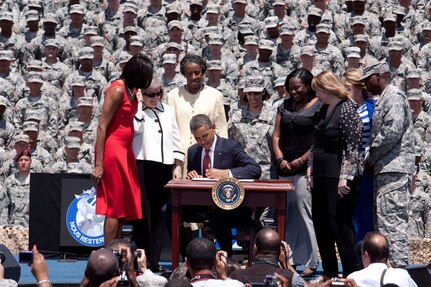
[212,178,245,210]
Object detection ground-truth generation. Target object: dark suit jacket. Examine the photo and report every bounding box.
[187,136,262,179]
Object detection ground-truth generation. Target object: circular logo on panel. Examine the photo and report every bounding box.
[212,177,245,210]
[66,187,105,247]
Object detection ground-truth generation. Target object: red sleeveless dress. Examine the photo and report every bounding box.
[96,80,142,220]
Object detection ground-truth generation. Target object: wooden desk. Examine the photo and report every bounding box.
[165,179,294,269]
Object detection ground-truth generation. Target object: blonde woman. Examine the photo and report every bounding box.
[342,68,376,242]
[307,71,363,279]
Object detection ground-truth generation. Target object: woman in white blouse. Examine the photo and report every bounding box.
[132,77,183,272]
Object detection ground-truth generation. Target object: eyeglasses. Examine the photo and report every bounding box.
[144,92,162,98]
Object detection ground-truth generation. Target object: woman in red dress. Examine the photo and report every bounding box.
[92,53,153,245]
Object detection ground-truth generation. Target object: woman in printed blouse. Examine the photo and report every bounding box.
[307,71,363,279]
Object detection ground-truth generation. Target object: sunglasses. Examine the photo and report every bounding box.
[144,92,162,98]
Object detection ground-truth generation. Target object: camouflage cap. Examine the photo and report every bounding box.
[65,136,81,149]
[237,78,246,89]
[244,35,259,46]
[0,96,7,107]
[387,41,403,51]
[279,24,295,36]
[259,39,275,50]
[202,26,219,36]
[406,68,422,79]
[360,62,390,80]
[345,46,361,58]
[393,6,406,16]
[383,13,396,22]
[124,26,138,34]
[307,6,323,17]
[233,0,247,4]
[274,77,285,88]
[244,76,265,93]
[0,12,13,22]
[272,0,286,6]
[77,97,94,107]
[70,4,85,15]
[27,71,44,83]
[162,53,177,64]
[14,134,30,144]
[44,38,60,48]
[208,33,223,45]
[166,4,182,14]
[350,16,366,26]
[189,0,203,6]
[264,16,279,29]
[129,35,144,46]
[90,36,105,47]
[166,42,182,51]
[407,89,422,101]
[118,51,132,64]
[0,50,13,61]
[300,45,314,56]
[84,26,98,36]
[25,109,42,121]
[123,3,138,14]
[26,10,40,22]
[168,20,183,30]
[27,59,43,69]
[71,75,86,87]
[206,3,219,14]
[28,0,42,8]
[23,120,39,132]
[69,121,84,132]
[422,21,431,31]
[354,34,368,43]
[207,60,222,71]
[43,13,57,24]
[316,23,330,34]
[78,47,94,59]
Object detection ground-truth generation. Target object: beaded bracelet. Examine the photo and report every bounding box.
[37,279,51,286]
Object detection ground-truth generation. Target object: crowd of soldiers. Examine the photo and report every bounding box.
[0,0,430,238]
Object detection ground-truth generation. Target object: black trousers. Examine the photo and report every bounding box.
[132,160,172,268]
[312,176,361,277]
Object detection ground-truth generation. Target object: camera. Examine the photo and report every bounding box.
[18,251,33,264]
[251,275,279,287]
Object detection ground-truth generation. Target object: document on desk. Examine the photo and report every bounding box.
[191,178,254,182]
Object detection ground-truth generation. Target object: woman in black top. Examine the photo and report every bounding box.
[308,71,363,278]
[272,68,321,276]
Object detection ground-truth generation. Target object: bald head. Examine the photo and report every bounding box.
[254,228,281,257]
[362,231,389,264]
[85,248,119,287]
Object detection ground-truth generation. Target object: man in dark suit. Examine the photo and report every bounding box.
[186,114,262,256]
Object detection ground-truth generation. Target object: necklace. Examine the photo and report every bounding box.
[126,86,135,100]
[185,83,203,95]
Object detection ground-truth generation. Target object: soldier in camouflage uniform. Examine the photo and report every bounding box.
[22,121,53,169]
[404,68,431,114]
[23,10,43,44]
[276,24,301,72]
[313,23,344,76]
[0,96,14,149]
[353,34,379,68]
[75,97,98,146]
[298,45,320,76]
[416,21,431,72]
[408,186,431,239]
[23,109,58,156]
[90,36,116,82]
[41,39,71,90]
[385,41,415,91]
[47,136,92,174]
[159,54,185,97]
[221,0,259,35]
[58,4,88,59]
[0,50,26,104]
[228,76,276,179]
[4,149,31,227]
[236,35,258,71]
[407,89,431,157]
[0,11,25,72]
[205,60,235,121]
[363,62,415,267]
[14,72,58,138]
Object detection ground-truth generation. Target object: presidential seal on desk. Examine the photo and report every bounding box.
[212,177,245,210]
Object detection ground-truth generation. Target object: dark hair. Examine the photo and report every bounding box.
[120,53,153,90]
[185,237,216,271]
[165,278,193,287]
[362,231,389,264]
[189,114,212,132]
[180,54,207,75]
[284,68,316,98]
[108,238,136,254]
[254,228,281,257]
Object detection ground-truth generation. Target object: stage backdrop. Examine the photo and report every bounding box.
[29,173,104,255]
